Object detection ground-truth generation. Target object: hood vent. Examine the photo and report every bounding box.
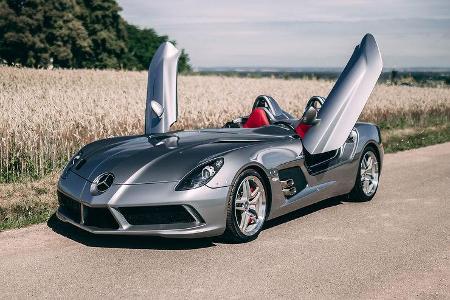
[75,159,86,170]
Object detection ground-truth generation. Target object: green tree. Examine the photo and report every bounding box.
[44,0,92,67]
[76,0,127,68]
[0,0,192,71]
[0,0,44,66]
[0,0,92,68]
[124,23,191,72]
[177,49,192,73]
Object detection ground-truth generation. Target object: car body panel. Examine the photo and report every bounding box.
[145,42,181,135]
[70,127,294,184]
[57,122,383,237]
[303,33,383,154]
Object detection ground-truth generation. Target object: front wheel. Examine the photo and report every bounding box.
[349,146,380,202]
[223,169,268,243]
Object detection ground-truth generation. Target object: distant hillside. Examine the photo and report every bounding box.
[0,0,191,72]
[195,67,450,87]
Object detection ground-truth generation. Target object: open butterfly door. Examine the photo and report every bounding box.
[145,42,181,135]
[303,34,383,154]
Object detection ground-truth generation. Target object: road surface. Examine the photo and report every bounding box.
[1,143,449,299]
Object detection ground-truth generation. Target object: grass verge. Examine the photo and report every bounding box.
[382,124,450,153]
[0,201,55,231]
[0,124,449,232]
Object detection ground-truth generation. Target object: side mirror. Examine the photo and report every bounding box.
[301,107,320,125]
[151,100,164,118]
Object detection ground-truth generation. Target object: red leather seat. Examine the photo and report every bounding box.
[243,108,270,128]
[295,123,312,138]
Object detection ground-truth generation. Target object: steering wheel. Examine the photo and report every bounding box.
[305,96,325,112]
[273,121,296,132]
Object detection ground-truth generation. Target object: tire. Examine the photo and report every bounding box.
[222,169,268,243]
[349,145,380,202]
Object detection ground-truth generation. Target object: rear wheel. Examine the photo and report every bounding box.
[349,146,380,201]
[223,169,267,243]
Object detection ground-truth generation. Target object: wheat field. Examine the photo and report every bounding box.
[1,66,449,182]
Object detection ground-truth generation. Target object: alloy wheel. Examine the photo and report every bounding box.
[234,175,267,236]
[360,151,379,197]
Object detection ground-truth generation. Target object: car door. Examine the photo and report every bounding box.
[145,42,181,135]
[302,33,383,154]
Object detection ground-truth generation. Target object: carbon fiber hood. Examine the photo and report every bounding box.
[70,128,290,184]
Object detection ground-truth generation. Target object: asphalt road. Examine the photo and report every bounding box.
[1,143,449,299]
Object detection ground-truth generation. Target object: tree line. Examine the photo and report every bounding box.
[0,0,191,72]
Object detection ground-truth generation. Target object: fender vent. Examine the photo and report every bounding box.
[304,148,340,174]
[278,167,307,197]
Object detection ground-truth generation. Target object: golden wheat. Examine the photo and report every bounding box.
[1,66,449,181]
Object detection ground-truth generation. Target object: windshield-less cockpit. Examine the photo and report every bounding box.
[224,95,324,138]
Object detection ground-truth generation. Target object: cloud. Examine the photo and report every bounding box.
[118,0,450,67]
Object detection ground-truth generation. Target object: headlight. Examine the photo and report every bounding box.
[176,158,224,190]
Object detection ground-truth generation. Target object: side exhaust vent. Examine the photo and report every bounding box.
[281,179,297,197]
[278,167,308,198]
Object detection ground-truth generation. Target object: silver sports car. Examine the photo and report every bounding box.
[57,33,383,242]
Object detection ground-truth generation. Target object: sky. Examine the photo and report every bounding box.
[118,0,450,69]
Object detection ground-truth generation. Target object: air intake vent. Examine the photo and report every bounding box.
[83,206,119,229]
[57,191,81,223]
[119,205,197,225]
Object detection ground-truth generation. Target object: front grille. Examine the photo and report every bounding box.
[119,205,196,225]
[58,191,81,223]
[84,206,119,229]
